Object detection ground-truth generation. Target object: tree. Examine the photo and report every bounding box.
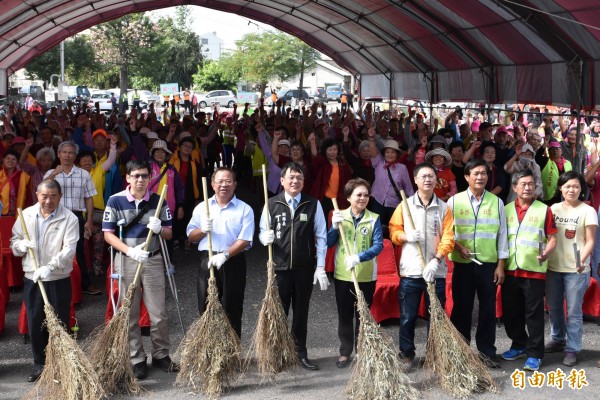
[230,32,320,98]
[89,13,156,96]
[25,36,101,87]
[193,59,239,92]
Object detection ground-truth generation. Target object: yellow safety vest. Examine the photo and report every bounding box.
[449,191,501,264]
[505,200,548,272]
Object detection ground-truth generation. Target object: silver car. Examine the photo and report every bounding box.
[196,90,237,108]
[88,92,115,112]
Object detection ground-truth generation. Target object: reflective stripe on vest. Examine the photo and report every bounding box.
[449,191,500,263]
[505,200,548,272]
[222,128,235,145]
[334,208,378,282]
[541,159,572,201]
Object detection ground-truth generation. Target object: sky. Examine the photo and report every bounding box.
[149,6,274,52]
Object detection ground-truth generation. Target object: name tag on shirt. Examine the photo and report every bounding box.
[300,213,308,222]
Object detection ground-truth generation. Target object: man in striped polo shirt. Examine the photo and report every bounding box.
[103,159,179,380]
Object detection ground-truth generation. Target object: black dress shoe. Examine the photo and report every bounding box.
[27,367,43,383]
[133,360,148,380]
[336,357,351,368]
[299,357,319,371]
[152,356,180,372]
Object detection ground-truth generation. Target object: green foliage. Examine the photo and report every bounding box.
[230,32,320,97]
[25,36,102,87]
[193,59,239,92]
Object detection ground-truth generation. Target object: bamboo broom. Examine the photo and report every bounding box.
[86,184,168,395]
[176,177,240,397]
[399,190,498,398]
[331,199,419,400]
[18,209,105,400]
[246,164,297,379]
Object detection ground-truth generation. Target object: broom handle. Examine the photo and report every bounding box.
[131,184,168,288]
[331,199,361,294]
[400,190,428,269]
[261,164,274,265]
[202,177,215,280]
[17,208,50,305]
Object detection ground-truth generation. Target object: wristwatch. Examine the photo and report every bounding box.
[434,256,442,263]
[223,251,230,260]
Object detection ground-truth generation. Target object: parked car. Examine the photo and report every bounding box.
[325,85,343,102]
[276,89,310,103]
[307,88,327,104]
[88,92,115,112]
[64,85,91,103]
[196,90,237,108]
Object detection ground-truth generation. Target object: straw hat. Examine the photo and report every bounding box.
[150,139,173,155]
[425,148,451,166]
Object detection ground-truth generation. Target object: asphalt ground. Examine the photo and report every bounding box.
[1,186,600,399]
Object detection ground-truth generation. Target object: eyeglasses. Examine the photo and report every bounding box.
[285,175,304,181]
[213,180,233,186]
[130,173,150,180]
[417,174,436,181]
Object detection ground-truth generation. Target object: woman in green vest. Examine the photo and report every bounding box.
[327,178,384,368]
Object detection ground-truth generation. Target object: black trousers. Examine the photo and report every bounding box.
[73,212,91,291]
[502,275,546,359]
[334,279,375,357]
[197,252,246,338]
[276,268,314,357]
[450,261,498,358]
[23,277,71,367]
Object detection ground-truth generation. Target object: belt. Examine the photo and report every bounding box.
[148,249,161,258]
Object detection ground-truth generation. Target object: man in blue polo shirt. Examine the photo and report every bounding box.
[103,159,179,380]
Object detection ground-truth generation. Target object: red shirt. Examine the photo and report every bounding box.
[506,199,557,280]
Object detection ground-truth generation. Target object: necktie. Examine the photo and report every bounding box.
[291,198,298,213]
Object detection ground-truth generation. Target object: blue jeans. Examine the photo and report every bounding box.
[399,277,445,358]
[546,270,590,353]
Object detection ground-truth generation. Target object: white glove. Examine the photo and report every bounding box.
[15,239,35,253]
[404,230,421,243]
[422,258,439,283]
[146,216,162,234]
[201,215,213,233]
[259,230,275,246]
[208,253,228,270]
[313,267,330,291]
[33,265,52,282]
[344,254,361,271]
[331,210,344,229]
[127,243,149,263]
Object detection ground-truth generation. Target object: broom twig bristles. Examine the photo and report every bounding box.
[424,283,499,398]
[247,260,298,380]
[345,289,420,400]
[86,284,143,396]
[176,276,240,398]
[23,303,106,400]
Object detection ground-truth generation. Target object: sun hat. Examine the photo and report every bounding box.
[521,143,534,154]
[382,140,400,152]
[150,139,172,155]
[278,139,291,147]
[147,131,159,140]
[425,148,451,166]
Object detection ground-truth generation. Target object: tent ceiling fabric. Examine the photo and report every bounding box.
[0,0,598,106]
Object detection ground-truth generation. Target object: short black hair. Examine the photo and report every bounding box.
[448,140,465,153]
[320,138,340,158]
[413,162,436,178]
[211,167,237,182]
[280,162,304,178]
[557,170,586,197]
[126,159,150,175]
[464,159,488,176]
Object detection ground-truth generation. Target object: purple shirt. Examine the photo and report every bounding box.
[258,129,282,195]
[370,154,414,207]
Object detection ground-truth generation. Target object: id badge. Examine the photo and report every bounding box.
[300,213,308,222]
